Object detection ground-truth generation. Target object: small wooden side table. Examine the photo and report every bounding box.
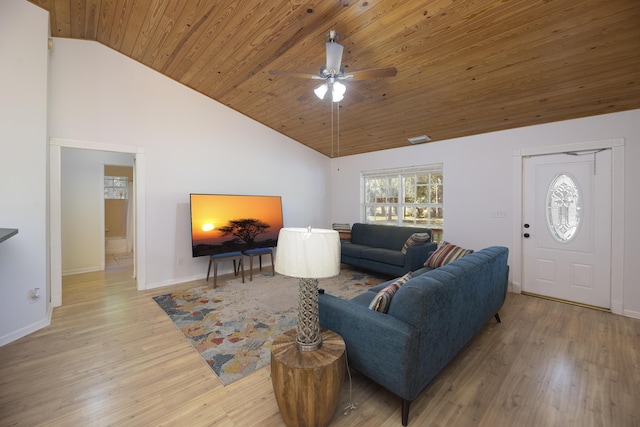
[271,328,346,427]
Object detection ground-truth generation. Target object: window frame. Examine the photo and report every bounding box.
[361,164,443,242]
[104,175,129,200]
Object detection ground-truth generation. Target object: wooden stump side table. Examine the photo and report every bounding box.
[271,328,346,427]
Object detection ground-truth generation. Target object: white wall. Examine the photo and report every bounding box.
[48,38,332,289]
[2,0,637,347]
[0,0,50,345]
[61,149,134,274]
[330,109,640,317]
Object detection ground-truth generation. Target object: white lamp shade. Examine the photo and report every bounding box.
[331,81,346,102]
[314,83,328,100]
[333,81,346,96]
[275,227,340,279]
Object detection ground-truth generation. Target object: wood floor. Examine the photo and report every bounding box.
[1,263,639,426]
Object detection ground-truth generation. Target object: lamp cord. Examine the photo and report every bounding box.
[343,346,358,415]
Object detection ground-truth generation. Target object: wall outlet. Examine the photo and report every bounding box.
[28,288,40,303]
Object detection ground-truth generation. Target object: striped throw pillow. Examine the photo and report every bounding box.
[425,242,473,268]
[401,232,431,254]
[368,271,412,313]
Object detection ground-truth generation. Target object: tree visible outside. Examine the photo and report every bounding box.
[362,165,444,242]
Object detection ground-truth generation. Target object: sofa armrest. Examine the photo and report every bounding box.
[319,293,420,400]
[404,241,438,271]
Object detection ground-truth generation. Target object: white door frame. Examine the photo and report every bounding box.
[49,138,146,308]
[512,138,625,315]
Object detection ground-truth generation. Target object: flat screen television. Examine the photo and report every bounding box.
[190,194,283,257]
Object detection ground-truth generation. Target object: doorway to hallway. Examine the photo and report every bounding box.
[50,138,146,308]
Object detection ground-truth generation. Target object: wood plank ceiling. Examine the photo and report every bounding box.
[29,0,640,158]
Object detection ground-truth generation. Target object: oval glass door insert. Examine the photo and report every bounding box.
[546,173,582,242]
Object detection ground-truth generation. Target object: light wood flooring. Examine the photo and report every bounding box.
[1,263,639,426]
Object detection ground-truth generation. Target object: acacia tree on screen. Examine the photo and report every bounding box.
[218,218,270,247]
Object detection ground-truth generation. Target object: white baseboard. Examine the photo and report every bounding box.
[62,265,102,276]
[622,308,640,319]
[144,274,206,290]
[512,285,635,319]
[0,315,50,347]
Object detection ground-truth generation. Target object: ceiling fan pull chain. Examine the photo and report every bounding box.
[337,101,340,159]
[331,101,334,158]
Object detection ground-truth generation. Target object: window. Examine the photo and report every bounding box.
[362,164,444,242]
[546,173,581,242]
[104,176,129,199]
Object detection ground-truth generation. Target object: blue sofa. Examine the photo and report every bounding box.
[319,246,509,425]
[340,223,438,277]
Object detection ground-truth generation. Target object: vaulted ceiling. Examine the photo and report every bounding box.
[29,0,640,157]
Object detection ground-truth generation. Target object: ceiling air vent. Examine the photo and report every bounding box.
[407,135,431,144]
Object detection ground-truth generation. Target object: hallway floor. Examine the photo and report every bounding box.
[105,252,133,270]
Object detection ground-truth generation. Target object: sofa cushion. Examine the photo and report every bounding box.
[368,265,434,294]
[350,223,430,251]
[425,242,474,268]
[368,271,412,313]
[410,265,434,277]
[361,248,405,267]
[340,242,368,258]
[332,223,351,241]
[401,232,431,254]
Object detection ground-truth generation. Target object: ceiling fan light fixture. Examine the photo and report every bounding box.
[331,82,347,102]
[333,81,346,96]
[270,29,397,108]
[408,135,431,144]
[314,83,328,100]
[331,81,346,102]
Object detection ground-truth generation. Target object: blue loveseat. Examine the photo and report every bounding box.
[319,246,509,425]
[340,223,438,277]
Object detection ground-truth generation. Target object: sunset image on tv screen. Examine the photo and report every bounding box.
[190,194,283,257]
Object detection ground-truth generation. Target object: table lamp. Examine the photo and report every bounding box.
[275,227,340,351]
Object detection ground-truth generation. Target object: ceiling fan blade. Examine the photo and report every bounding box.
[268,70,322,79]
[343,67,398,81]
[325,42,344,74]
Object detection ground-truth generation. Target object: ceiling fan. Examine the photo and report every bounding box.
[269,30,397,102]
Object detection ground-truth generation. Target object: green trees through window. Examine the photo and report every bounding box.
[362,165,443,242]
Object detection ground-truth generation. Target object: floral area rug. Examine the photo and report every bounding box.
[152,269,386,385]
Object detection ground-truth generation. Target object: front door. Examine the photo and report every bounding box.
[522,149,612,308]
